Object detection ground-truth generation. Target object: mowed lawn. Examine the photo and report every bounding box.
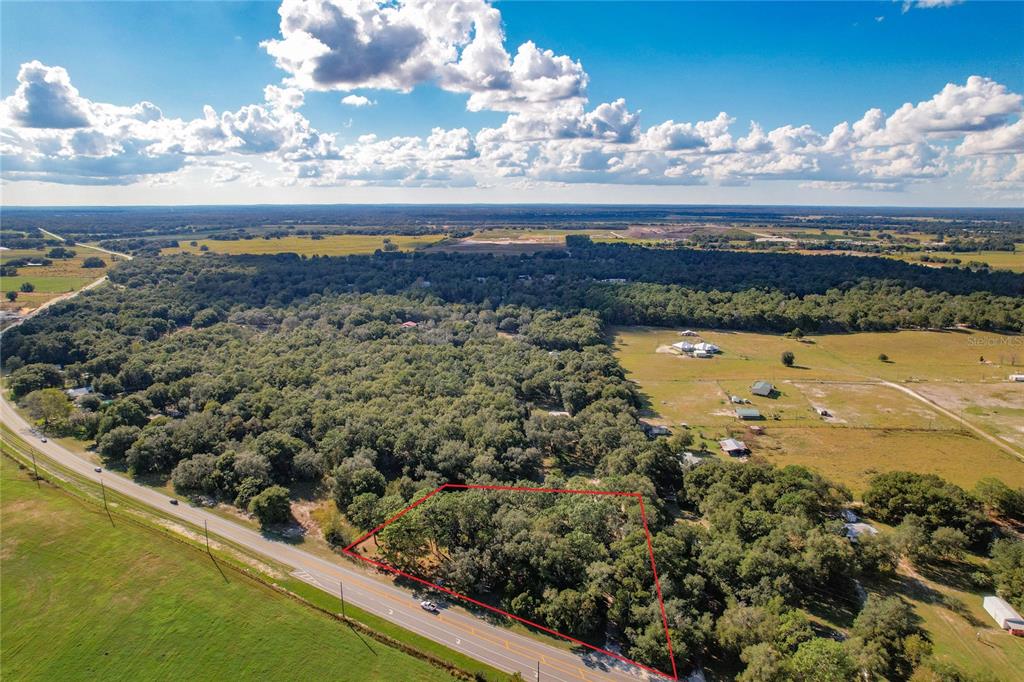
[613,327,1024,493]
[0,247,110,311]
[162,234,443,256]
[0,456,456,682]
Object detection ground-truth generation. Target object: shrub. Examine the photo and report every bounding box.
[248,485,292,527]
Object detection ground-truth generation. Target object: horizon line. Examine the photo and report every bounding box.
[3,202,1023,212]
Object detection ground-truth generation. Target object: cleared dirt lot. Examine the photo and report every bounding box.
[913,381,1024,450]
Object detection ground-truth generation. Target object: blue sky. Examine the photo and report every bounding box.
[1,1,1023,205]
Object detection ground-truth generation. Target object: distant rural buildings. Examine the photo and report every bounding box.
[750,380,774,397]
[719,438,749,457]
[843,522,879,543]
[641,420,672,437]
[838,510,879,544]
[670,334,720,359]
[736,407,762,420]
[65,386,93,400]
[983,596,1024,636]
[1010,374,1024,382]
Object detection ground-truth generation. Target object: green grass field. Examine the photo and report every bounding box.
[0,246,111,312]
[897,246,1024,273]
[0,454,458,681]
[867,560,1024,679]
[162,234,443,257]
[425,228,669,255]
[613,327,1024,493]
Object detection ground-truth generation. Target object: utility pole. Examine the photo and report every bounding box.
[204,520,210,553]
[100,477,108,512]
[536,660,540,682]
[339,579,346,618]
[31,452,39,487]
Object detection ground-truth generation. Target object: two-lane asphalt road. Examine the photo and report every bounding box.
[1,397,653,682]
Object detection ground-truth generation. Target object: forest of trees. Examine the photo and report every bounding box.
[5,243,1021,338]
[3,204,1021,242]
[2,244,1022,679]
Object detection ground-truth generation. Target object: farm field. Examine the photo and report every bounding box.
[897,246,1024,272]
[912,382,1024,451]
[162,233,444,256]
[0,247,111,313]
[0,453,457,682]
[427,227,673,254]
[613,326,1024,493]
[749,428,1021,494]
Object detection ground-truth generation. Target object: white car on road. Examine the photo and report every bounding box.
[419,600,438,613]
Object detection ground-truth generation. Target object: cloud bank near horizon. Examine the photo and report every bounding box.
[1,0,1021,201]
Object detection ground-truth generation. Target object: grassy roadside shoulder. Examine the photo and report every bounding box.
[0,428,509,681]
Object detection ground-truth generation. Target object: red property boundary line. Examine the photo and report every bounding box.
[342,483,679,680]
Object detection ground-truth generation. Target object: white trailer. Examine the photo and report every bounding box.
[983,596,1024,635]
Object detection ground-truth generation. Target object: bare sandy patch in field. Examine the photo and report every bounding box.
[793,381,939,428]
[913,382,1024,449]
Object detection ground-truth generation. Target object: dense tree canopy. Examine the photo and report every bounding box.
[863,472,988,543]
[2,246,1017,678]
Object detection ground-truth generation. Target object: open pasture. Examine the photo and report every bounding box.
[750,427,1023,494]
[162,233,443,257]
[0,454,456,682]
[614,326,1024,493]
[913,381,1024,451]
[427,228,678,255]
[0,247,110,312]
[861,560,1024,681]
[898,245,1024,272]
[793,381,951,429]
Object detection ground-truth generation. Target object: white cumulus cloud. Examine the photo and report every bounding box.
[341,94,375,107]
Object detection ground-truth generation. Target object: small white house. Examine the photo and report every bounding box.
[694,342,720,354]
[672,341,695,352]
[844,522,878,543]
[1010,374,1024,383]
[641,420,671,437]
[679,330,699,336]
[693,349,712,359]
[719,438,749,456]
[983,596,1024,635]
[680,451,705,466]
[65,386,93,400]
